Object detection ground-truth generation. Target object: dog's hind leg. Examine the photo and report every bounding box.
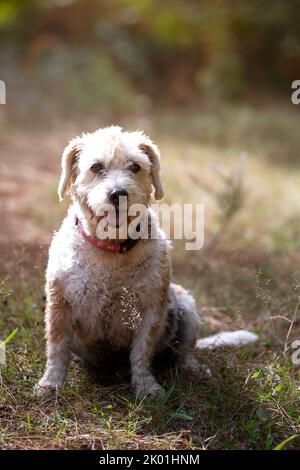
[167,283,208,376]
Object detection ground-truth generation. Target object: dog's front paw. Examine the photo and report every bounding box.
[34,376,61,397]
[34,383,56,398]
[134,380,165,400]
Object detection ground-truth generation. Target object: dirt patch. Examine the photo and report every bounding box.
[0,242,48,278]
[0,127,78,246]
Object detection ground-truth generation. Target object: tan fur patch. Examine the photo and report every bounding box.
[149,322,160,338]
[45,280,70,344]
[74,319,88,343]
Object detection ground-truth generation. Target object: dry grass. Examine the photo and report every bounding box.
[1,102,300,449]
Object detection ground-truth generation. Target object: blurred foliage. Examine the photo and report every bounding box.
[0,0,299,111]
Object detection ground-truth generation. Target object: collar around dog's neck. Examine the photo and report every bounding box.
[75,216,140,254]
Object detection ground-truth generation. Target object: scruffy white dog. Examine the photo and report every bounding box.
[37,126,257,398]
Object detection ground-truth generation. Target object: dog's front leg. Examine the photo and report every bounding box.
[36,280,72,395]
[130,311,165,399]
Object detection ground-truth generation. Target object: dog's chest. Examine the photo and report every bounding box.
[64,261,145,347]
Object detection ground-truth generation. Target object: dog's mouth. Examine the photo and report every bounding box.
[106,208,127,229]
[94,207,127,228]
[92,202,145,243]
[93,207,129,243]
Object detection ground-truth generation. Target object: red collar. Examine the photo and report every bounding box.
[75,217,140,254]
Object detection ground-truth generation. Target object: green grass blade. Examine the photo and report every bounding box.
[273,434,299,450]
[3,328,18,345]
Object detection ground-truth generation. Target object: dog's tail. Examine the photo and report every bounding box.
[196,330,258,350]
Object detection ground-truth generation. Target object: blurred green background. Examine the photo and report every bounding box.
[0,0,299,121]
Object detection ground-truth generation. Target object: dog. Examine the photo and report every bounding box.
[37,126,257,398]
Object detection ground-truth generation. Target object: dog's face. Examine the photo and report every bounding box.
[58,126,163,238]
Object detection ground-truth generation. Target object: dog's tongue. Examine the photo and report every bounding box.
[107,210,127,227]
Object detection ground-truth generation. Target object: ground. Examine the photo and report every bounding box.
[0,103,300,450]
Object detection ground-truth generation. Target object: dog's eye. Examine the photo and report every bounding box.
[90,162,104,173]
[128,162,141,174]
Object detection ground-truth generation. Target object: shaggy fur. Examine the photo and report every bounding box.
[37,126,203,398]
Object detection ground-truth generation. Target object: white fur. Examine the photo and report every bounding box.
[196,330,258,350]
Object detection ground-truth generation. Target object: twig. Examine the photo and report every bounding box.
[268,315,293,324]
[284,296,300,356]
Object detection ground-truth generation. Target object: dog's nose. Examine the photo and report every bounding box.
[109,189,128,205]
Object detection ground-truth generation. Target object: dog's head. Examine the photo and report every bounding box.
[58,126,163,237]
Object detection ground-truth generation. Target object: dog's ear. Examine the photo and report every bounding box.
[58,137,82,201]
[139,141,164,200]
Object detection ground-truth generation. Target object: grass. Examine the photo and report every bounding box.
[1,102,300,449]
[1,276,300,450]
